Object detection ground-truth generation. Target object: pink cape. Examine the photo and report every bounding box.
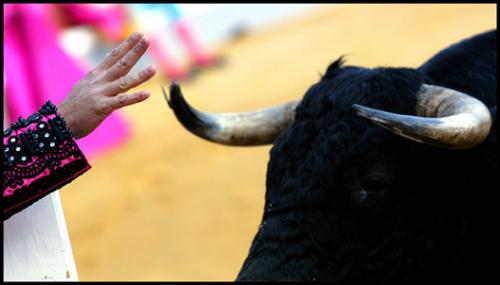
[3,4,131,159]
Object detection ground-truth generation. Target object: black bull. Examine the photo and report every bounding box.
[164,30,497,281]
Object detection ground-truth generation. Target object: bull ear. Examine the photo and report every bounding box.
[353,84,492,149]
[163,81,300,146]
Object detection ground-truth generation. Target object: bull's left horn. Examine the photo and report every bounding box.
[163,81,299,146]
[352,84,492,149]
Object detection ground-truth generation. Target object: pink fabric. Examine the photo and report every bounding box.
[3,113,83,197]
[54,4,128,42]
[3,165,90,214]
[173,19,216,67]
[149,35,188,79]
[3,4,130,159]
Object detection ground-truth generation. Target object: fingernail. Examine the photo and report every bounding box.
[132,32,142,40]
[147,66,156,74]
[140,37,149,45]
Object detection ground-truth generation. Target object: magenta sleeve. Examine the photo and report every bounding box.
[3,101,91,220]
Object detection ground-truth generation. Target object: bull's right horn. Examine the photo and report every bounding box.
[163,81,300,146]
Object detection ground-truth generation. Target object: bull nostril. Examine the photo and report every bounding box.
[267,203,273,211]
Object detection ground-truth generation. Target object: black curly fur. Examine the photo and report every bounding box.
[236,30,497,281]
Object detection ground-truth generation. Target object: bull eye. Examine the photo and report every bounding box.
[352,177,389,208]
[361,177,388,193]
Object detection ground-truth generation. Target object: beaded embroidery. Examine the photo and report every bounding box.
[3,101,90,220]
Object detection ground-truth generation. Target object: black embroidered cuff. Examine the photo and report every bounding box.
[3,101,91,220]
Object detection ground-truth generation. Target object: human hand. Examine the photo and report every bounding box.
[57,32,156,139]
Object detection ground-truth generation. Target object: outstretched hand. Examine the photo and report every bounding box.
[57,32,156,139]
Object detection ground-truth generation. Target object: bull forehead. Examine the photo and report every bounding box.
[276,65,427,158]
[302,64,425,117]
[266,108,402,206]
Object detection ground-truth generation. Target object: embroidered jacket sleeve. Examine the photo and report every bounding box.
[3,101,91,220]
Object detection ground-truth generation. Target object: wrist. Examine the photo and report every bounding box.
[56,101,80,139]
[39,101,75,140]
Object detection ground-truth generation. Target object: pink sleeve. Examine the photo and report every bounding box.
[3,101,91,220]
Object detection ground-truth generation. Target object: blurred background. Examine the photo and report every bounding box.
[3,3,496,281]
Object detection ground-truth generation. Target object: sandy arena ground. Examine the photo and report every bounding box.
[59,4,496,281]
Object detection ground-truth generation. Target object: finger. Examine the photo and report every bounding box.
[106,66,157,96]
[96,32,143,71]
[104,36,150,81]
[106,90,150,111]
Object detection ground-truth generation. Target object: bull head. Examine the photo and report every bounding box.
[163,82,491,149]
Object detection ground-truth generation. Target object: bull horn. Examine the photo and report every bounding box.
[352,84,492,149]
[163,81,300,146]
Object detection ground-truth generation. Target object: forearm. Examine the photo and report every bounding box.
[3,101,91,220]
